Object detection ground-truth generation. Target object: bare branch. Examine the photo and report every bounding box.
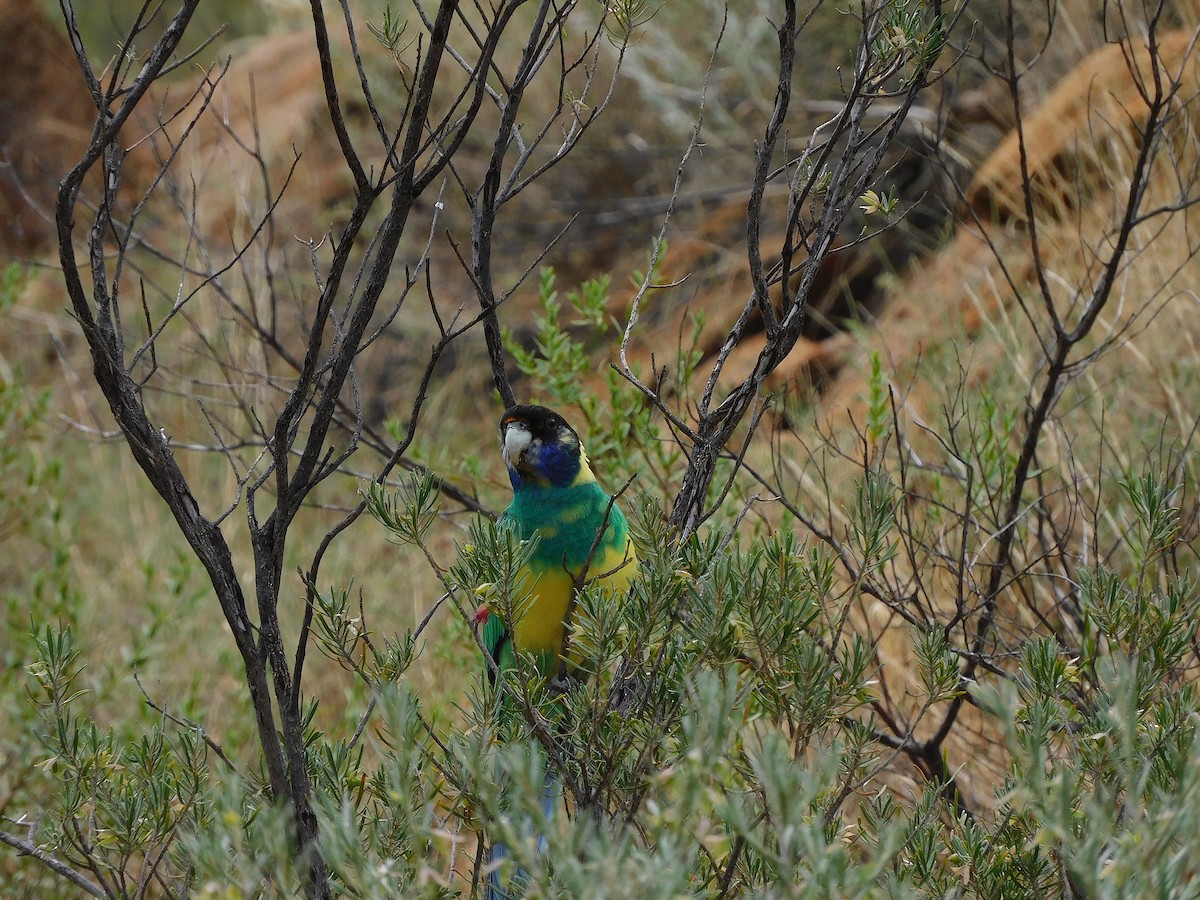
[0,828,106,898]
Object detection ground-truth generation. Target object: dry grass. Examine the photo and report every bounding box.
[763,25,1200,811]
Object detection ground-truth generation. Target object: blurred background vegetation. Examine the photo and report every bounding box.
[35,0,269,45]
[3,0,1200,895]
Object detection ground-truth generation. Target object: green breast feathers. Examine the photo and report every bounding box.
[501,479,630,576]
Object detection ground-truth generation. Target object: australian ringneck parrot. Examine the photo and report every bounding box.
[478,404,637,898]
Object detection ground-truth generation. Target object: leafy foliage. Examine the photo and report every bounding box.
[6,1,1200,898]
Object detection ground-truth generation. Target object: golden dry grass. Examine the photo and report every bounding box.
[775,26,1200,811]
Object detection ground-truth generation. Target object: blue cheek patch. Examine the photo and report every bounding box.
[531,440,580,487]
[506,462,524,490]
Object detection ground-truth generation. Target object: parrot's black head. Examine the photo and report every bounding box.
[499,405,588,489]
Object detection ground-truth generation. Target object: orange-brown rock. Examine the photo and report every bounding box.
[0,1,96,258]
[968,30,1200,224]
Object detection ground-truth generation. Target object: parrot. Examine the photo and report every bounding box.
[477,404,637,899]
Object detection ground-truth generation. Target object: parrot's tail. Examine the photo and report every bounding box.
[486,773,559,900]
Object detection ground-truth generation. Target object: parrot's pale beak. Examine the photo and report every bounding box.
[502,422,533,471]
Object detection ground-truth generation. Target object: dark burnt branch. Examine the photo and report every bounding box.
[0,828,105,898]
[662,0,948,537]
[744,0,797,340]
[925,2,1188,756]
[308,0,370,195]
[53,0,307,886]
[466,0,632,407]
[52,0,636,893]
[472,0,573,408]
